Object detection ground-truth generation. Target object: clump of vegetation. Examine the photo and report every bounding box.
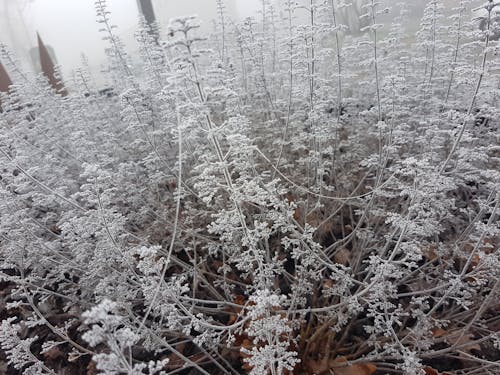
[0,0,499,374]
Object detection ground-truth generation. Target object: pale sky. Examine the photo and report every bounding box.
[29,0,138,71]
[2,0,469,86]
[1,0,262,85]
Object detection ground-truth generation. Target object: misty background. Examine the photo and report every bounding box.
[0,0,264,85]
[0,0,470,87]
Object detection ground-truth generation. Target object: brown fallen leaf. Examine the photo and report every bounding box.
[333,247,351,266]
[330,357,377,375]
[423,245,438,261]
[444,331,481,354]
[43,346,64,361]
[87,360,98,375]
[241,339,254,372]
[431,327,446,338]
[165,352,207,370]
[285,192,301,220]
[424,366,439,375]
[482,237,496,253]
[322,278,335,292]
[308,356,376,375]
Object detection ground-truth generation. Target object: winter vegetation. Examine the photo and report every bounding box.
[0,0,499,374]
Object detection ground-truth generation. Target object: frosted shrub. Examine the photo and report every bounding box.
[0,0,499,374]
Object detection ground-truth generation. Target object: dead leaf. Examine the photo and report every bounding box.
[240,338,252,351]
[49,224,61,235]
[240,339,254,371]
[309,356,376,375]
[226,295,246,325]
[306,357,329,374]
[43,346,64,361]
[165,351,206,370]
[424,366,439,375]
[87,361,98,375]
[285,192,301,220]
[469,254,480,270]
[322,279,334,290]
[482,237,496,253]
[423,245,438,261]
[333,247,351,266]
[330,357,377,375]
[444,332,481,354]
[463,242,474,253]
[234,294,246,306]
[431,328,446,338]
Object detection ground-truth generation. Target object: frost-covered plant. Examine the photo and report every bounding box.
[82,300,168,374]
[0,318,56,374]
[0,0,499,374]
[240,290,299,375]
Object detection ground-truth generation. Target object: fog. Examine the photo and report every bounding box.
[0,0,471,86]
[1,0,262,84]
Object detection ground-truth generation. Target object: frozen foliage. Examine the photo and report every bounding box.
[0,318,55,374]
[81,300,168,374]
[0,0,499,374]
